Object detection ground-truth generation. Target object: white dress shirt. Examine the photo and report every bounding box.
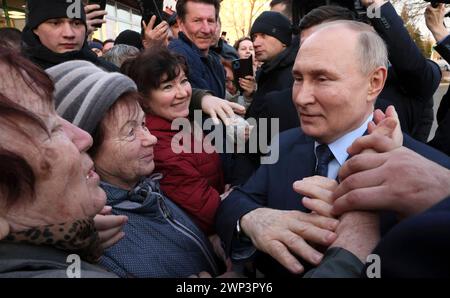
[314,115,373,180]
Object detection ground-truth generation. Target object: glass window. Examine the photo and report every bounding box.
[132,10,141,26]
[91,1,142,41]
[117,4,130,22]
[105,2,116,18]
[105,20,117,40]
[132,25,141,33]
[118,21,131,33]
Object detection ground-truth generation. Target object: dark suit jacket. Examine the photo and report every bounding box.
[372,195,450,278]
[304,195,450,278]
[229,88,300,186]
[215,128,450,277]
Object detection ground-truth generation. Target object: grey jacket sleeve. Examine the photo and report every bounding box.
[303,247,364,278]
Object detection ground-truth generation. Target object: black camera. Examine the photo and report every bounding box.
[231,56,254,93]
[136,0,165,27]
[425,0,450,7]
[292,0,371,30]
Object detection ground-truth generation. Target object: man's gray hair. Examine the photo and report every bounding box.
[103,44,140,68]
[316,20,389,75]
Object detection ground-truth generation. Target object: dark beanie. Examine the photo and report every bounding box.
[250,11,292,46]
[89,41,103,50]
[26,0,87,29]
[46,60,137,134]
[115,30,143,50]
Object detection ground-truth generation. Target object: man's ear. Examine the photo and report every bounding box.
[177,18,184,33]
[367,66,387,103]
[0,217,10,240]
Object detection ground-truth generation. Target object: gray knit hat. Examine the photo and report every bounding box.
[46,60,137,134]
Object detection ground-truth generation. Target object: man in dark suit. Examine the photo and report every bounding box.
[231,1,441,186]
[215,20,450,277]
[298,1,440,142]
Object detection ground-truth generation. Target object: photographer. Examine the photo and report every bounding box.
[425,3,450,155]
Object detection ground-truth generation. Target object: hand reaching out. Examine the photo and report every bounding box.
[425,3,449,43]
[201,94,246,125]
[347,105,403,156]
[94,206,128,250]
[84,4,107,36]
[293,176,338,218]
[240,208,338,274]
[142,16,170,48]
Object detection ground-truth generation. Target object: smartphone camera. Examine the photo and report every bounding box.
[232,61,241,70]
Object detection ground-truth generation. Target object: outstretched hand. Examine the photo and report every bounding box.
[142,16,170,48]
[85,4,107,36]
[94,206,128,250]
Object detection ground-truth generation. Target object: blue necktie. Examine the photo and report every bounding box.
[315,144,334,177]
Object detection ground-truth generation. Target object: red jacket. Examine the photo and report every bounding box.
[146,115,225,235]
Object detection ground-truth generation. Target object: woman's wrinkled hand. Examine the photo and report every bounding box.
[94,206,128,250]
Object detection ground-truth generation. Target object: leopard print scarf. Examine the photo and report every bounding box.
[3,218,103,263]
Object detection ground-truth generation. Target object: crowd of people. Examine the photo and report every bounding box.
[0,0,449,278]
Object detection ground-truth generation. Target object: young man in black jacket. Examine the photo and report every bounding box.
[21,0,117,72]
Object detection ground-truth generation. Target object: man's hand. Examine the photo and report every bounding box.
[425,3,449,43]
[85,4,107,36]
[201,94,246,125]
[368,106,403,147]
[240,208,339,274]
[348,106,402,156]
[142,16,170,48]
[0,217,9,240]
[293,176,338,218]
[330,211,380,263]
[94,206,127,250]
[333,147,450,218]
[239,75,257,98]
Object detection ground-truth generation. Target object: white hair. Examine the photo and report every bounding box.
[314,20,389,75]
[103,44,140,68]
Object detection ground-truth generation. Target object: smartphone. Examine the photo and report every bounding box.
[137,0,164,28]
[89,0,107,28]
[232,55,254,92]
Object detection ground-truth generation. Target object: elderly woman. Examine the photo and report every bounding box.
[48,60,220,278]
[0,47,116,278]
[124,47,227,235]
